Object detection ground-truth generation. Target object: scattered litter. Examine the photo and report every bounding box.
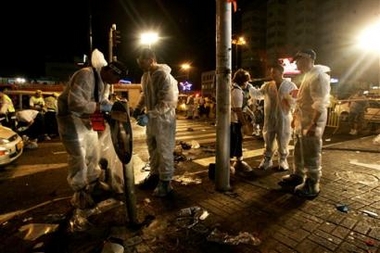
[175,206,208,230]
[336,204,349,213]
[373,134,380,145]
[207,228,261,246]
[180,141,192,150]
[191,140,200,149]
[365,239,375,247]
[140,162,150,172]
[177,206,202,217]
[362,210,378,218]
[18,223,59,241]
[69,198,124,232]
[172,174,202,185]
[199,210,209,220]
[101,240,124,253]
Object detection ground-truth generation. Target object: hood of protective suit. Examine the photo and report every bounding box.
[140,63,179,115]
[314,64,330,74]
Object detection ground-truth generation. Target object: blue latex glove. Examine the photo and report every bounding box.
[137,114,149,126]
[100,104,113,112]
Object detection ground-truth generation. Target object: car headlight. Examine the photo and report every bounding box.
[0,138,10,145]
[0,147,9,156]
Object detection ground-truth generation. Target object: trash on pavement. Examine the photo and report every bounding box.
[207,228,261,246]
[180,141,192,150]
[362,210,378,218]
[191,140,200,149]
[18,223,59,241]
[140,162,150,172]
[69,198,124,232]
[373,134,380,145]
[336,204,349,213]
[172,174,202,185]
[177,206,202,217]
[101,238,124,253]
[175,206,208,229]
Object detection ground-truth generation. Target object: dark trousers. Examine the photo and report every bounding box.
[44,111,58,136]
[230,122,243,159]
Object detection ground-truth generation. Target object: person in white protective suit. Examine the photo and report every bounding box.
[278,49,331,198]
[56,49,128,209]
[249,64,298,171]
[133,48,179,197]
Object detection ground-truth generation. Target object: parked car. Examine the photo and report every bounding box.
[0,125,24,167]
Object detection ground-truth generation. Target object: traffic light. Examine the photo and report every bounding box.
[112,30,121,45]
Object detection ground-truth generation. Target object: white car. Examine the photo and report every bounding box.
[0,126,24,167]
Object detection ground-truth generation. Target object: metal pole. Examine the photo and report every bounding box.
[215,0,232,191]
[235,44,238,71]
[88,0,93,60]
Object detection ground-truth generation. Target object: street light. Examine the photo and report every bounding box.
[140,32,159,48]
[358,21,380,85]
[231,36,246,70]
[181,63,191,80]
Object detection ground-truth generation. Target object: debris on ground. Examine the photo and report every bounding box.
[206,228,261,246]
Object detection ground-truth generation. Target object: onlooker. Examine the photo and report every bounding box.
[348,89,369,135]
[44,92,59,137]
[132,48,179,197]
[278,49,331,198]
[249,64,298,171]
[29,90,45,112]
[15,109,49,143]
[56,59,128,209]
[186,94,195,119]
[0,91,16,130]
[230,69,253,172]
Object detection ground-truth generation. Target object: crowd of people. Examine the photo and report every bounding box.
[3,47,370,219]
[0,89,59,149]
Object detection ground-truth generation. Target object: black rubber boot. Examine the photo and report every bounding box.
[152,180,173,197]
[278,174,304,188]
[294,178,320,199]
[137,173,160,190]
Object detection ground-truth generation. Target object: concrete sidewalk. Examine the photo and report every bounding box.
[1,128,380,253]
[119,134,380,253]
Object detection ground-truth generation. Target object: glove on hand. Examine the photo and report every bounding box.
[132,108,142,119]
[137,114,149,126]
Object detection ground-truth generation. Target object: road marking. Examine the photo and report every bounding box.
[192,146,294,166]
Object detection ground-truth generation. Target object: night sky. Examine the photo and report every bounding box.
[0,0,227,83]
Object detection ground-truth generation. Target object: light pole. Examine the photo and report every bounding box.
[231,36,246,71]
[140,32,159,48]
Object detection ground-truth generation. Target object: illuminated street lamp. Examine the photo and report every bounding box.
[232,36,246,70]
[358,21,380,85]
[140,32,159,48]
[181,63,191,79]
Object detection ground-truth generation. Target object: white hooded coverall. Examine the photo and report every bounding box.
[135,64,179,181]
[293,65,330,182]
[57,67,109,191]
[249,79,298,162]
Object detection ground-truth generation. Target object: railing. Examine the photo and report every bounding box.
[4,84,142,110]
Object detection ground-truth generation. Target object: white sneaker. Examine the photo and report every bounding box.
[258,158,273,170]
[349,129,358,136]
[279,159,289,171]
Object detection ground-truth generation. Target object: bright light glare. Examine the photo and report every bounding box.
[140,32,159,46]
[358,22,380,52]
[181,63,191,70]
